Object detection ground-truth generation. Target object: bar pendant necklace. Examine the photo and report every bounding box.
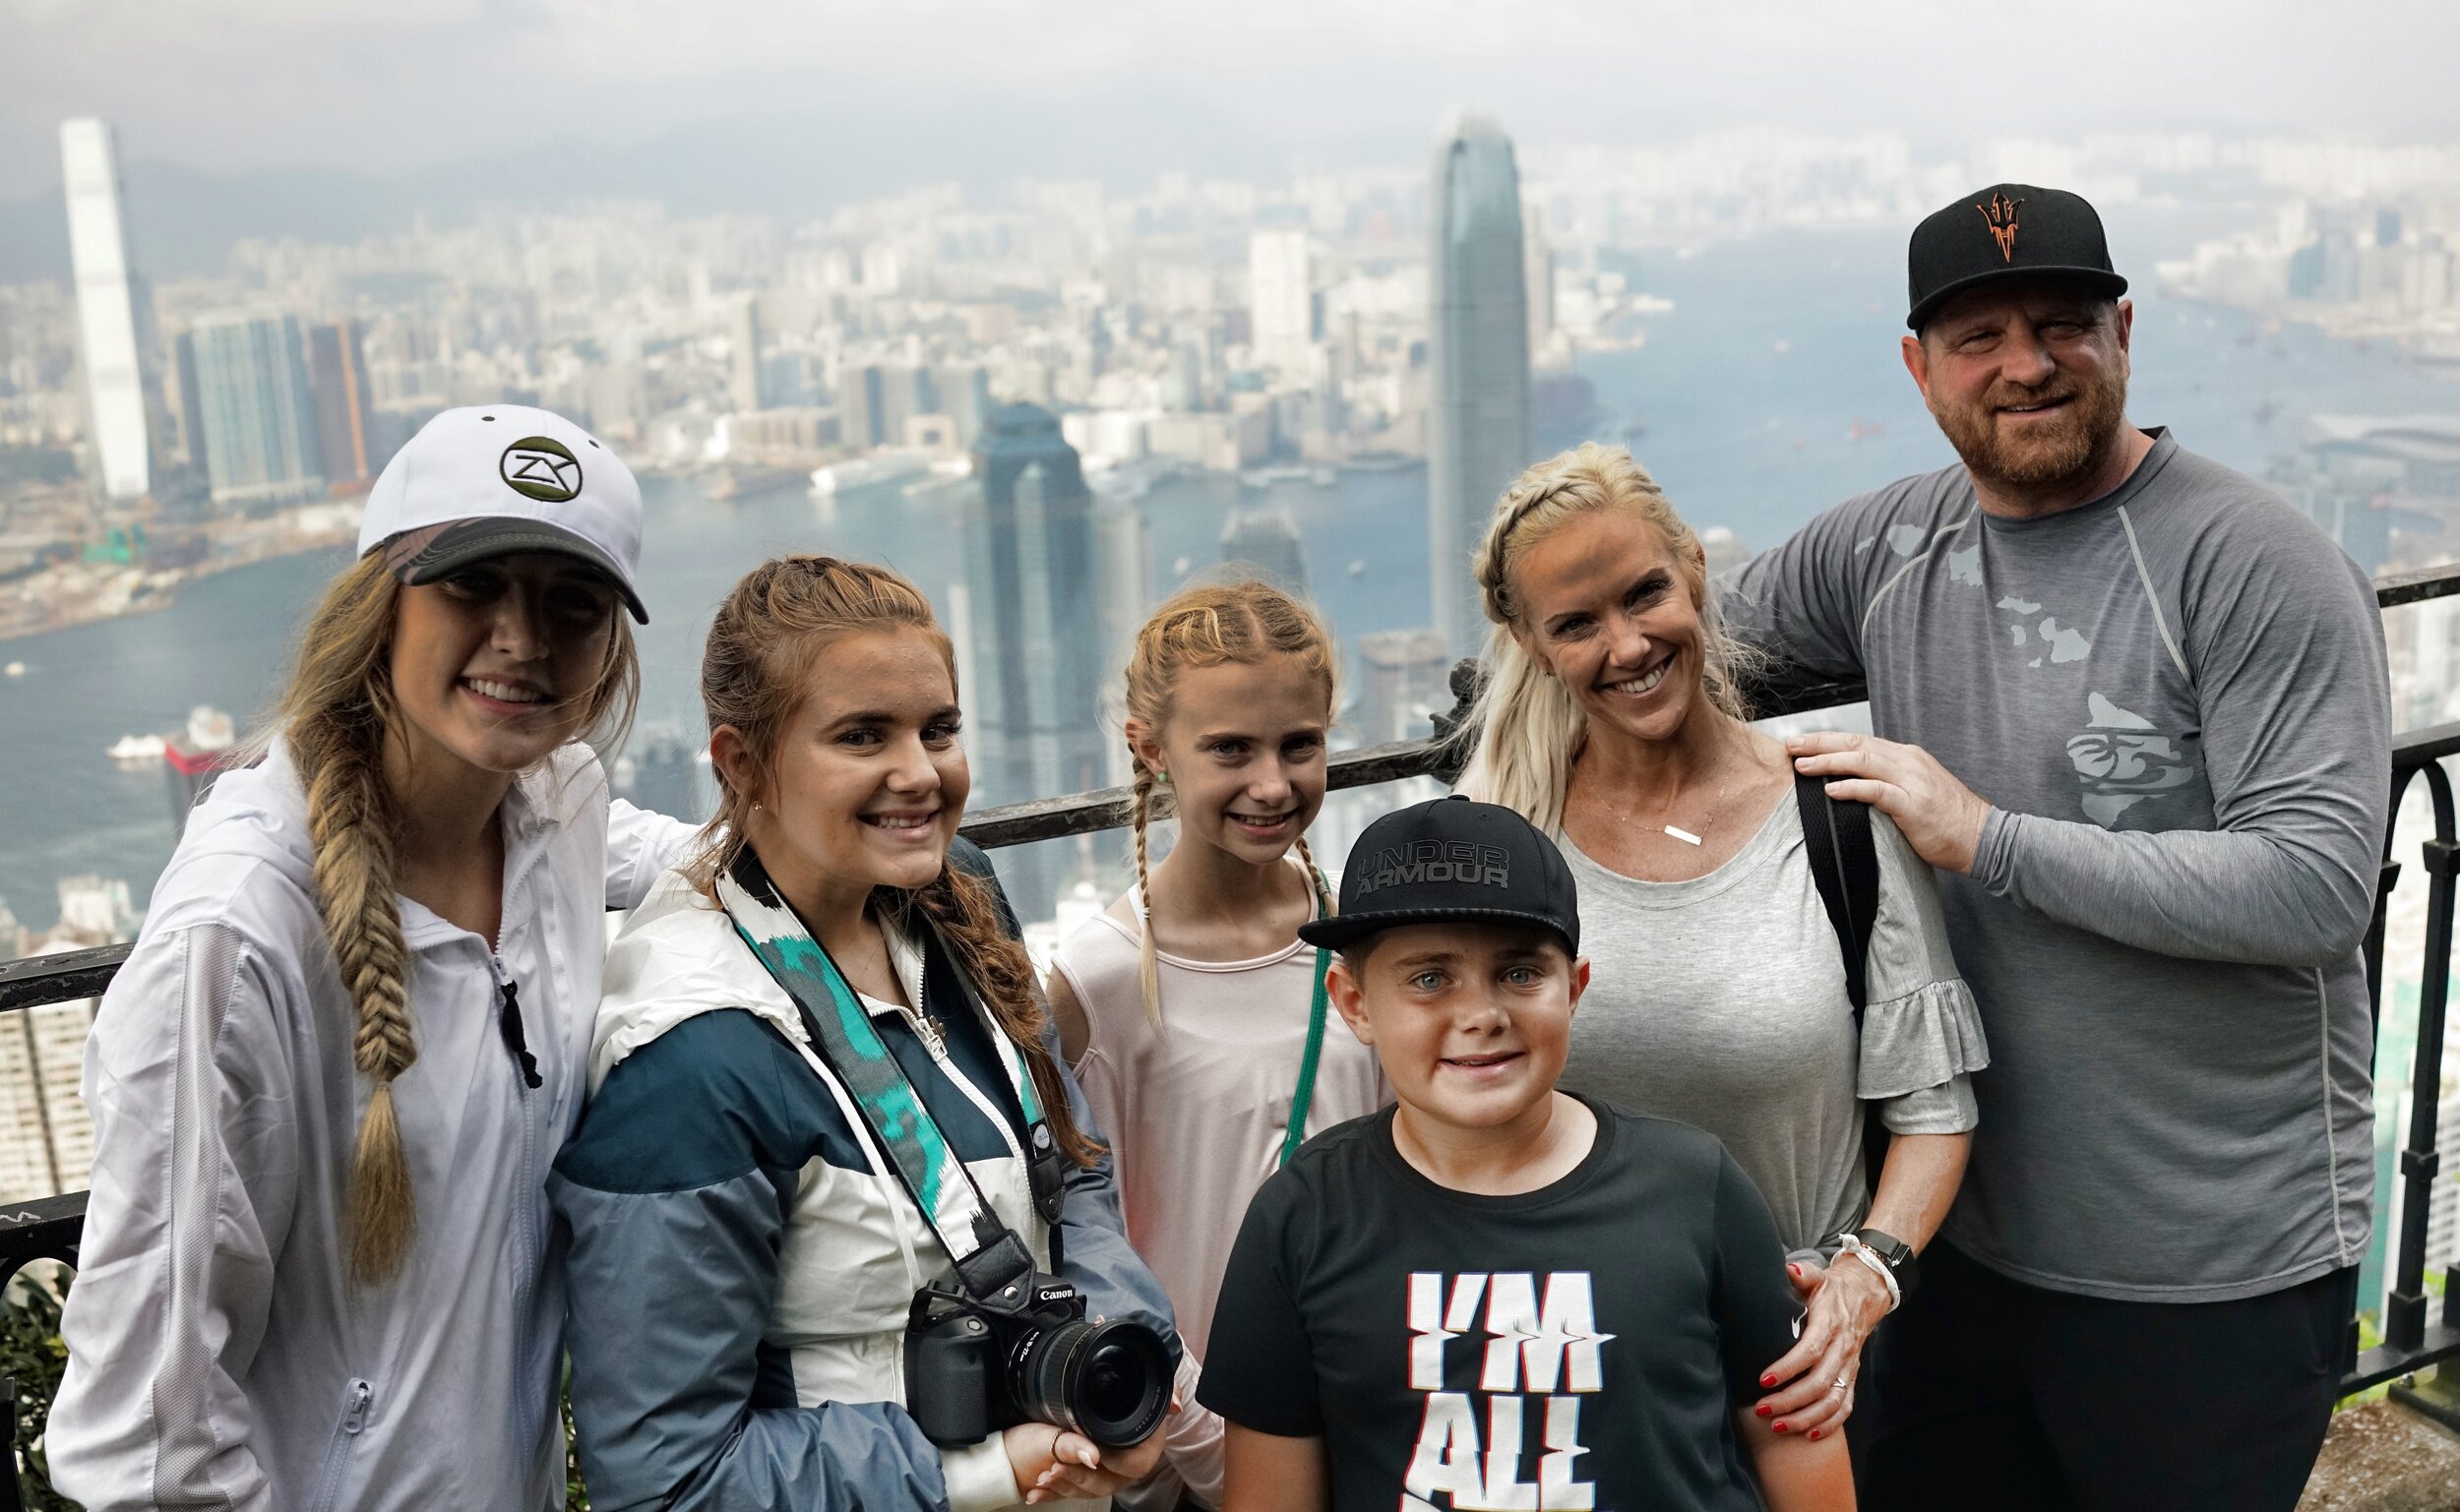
[1662,825,1703,846]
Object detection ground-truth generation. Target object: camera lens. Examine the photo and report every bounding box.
[1012,1317,1171,1448]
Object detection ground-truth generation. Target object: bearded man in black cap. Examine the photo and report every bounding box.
[1722,186,2389,1508]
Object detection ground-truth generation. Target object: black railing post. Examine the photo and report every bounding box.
[2387,766,2456,1356]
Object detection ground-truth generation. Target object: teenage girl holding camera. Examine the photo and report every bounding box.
[551,555,1176,1511]
[1047,580,1390,1508]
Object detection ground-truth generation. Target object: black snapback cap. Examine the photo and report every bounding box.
[1907,183,2127,332]
[1299,796,1580,955]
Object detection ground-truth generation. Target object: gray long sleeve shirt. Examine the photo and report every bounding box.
[1726,429,2388,1302]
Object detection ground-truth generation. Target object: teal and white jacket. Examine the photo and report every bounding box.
[548,857,1180,1512]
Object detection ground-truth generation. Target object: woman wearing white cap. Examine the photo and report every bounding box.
[49,406,697,1512]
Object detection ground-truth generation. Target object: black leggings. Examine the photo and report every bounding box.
[1856,1241,2356,1512]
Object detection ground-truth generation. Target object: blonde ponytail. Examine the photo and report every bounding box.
[1461,443,1759,833]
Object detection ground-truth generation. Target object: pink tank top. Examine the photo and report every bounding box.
[1051,889,1389,1361]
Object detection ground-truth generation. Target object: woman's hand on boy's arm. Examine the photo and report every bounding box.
[1222,1422,1330,1512]
[1751,1256,1890,1438]
[1738,1409,1856,1512]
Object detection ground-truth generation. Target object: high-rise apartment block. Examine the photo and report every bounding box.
[60,118,160,502]
[1428,118,1531,653]
[729,296,767,414]
[1356,629,1455,745]
[305,319,378,486]
[190,311,326,508]
[1249,229,1315,382]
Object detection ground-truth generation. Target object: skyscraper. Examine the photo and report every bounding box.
[1219,506,1308,596]
[1249,229,1314,381]
[729,295,766,414]
[306,319,377,486]
[190,310,325,508]
[60,118,160,502]
[1427,117,1531,654]
[961,402,1104,921]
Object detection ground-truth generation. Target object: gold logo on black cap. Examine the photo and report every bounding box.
[1975,193,2025,264]
[500,437,583,503]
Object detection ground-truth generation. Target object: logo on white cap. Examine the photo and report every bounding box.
[501,437,583,503]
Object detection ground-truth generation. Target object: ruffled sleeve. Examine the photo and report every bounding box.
[1853,811,1990,1131]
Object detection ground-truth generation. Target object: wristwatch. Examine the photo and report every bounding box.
[1851,1228,1919,1300]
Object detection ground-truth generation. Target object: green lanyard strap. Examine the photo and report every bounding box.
[1277,868,1335,1170]
[716,853,1056,1299]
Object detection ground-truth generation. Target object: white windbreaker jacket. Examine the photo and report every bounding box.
[48,740,694,1512]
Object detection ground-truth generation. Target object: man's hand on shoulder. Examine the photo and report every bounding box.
[1788,732,1990,876]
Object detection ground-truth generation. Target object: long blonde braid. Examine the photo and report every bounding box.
[277,551,639,1287]
[1121,581,1338,1030]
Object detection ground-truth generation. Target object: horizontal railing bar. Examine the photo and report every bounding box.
[2370,562,2460,610]
[0,559,2455,1010]
[0,943,134,1015]
[2343,1328,2460,1395]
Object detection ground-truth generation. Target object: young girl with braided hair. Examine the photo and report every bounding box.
[1046,580,1389,1510]
[51,406,696,1512]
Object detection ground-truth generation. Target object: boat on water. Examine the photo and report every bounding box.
[810,454,933,497]
[2,661,23,678]
[1347,560,1366,578]
[108,733,167,763]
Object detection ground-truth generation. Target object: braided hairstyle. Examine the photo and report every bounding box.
[277,551,639,1287]
[1120,580,1338,1030]
[687,554,1101,1165]
[1458,442,1760,833]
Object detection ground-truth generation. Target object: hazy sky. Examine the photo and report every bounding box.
[4,0,2455,200]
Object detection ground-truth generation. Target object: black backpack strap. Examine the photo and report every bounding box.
[1794,772,1879,1022]
[1795,772,1892,1197]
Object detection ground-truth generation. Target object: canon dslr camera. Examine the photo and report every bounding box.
[903,1272,1171,1448]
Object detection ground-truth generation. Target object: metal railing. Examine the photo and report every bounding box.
[0,566,2458,1494]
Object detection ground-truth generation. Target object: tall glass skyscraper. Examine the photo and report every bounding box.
[961,401,1105,919]
[59,119,159,502]
[1427,117,1531,654]
[190,311,325,509]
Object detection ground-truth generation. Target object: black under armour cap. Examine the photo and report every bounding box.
[1299,796,1580,955]
[1906,183,2128,333]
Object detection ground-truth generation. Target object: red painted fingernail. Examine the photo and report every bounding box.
[1809,1429,1823,1441]
[1755,1404,1772,1418]
[1760,1373,1776,1387]
[1774,1421,1789,1433]
[1788,1263,1801,1276]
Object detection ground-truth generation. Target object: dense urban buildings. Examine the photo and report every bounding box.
[1426,117,1532,654]
[188,310,325,507]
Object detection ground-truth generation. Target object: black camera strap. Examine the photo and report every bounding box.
[717,853,1057,1310]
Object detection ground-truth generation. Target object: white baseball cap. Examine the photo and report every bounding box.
[358,404,648,623]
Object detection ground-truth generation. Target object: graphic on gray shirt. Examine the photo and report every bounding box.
[1726,429,2390,1303]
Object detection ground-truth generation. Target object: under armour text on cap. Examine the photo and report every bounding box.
[357,404,648,623]
[1299,796,1581,956]
[1906,183,2128,333]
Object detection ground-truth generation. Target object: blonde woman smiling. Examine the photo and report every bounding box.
[1461,442,1989,1443]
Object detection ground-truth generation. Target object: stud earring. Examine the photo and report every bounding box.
[1156,769,1172,786]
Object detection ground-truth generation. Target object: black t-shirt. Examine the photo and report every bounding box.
[1198,1096,1799,1512]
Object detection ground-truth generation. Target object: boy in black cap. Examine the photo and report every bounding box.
[1197,797,1853,1512]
